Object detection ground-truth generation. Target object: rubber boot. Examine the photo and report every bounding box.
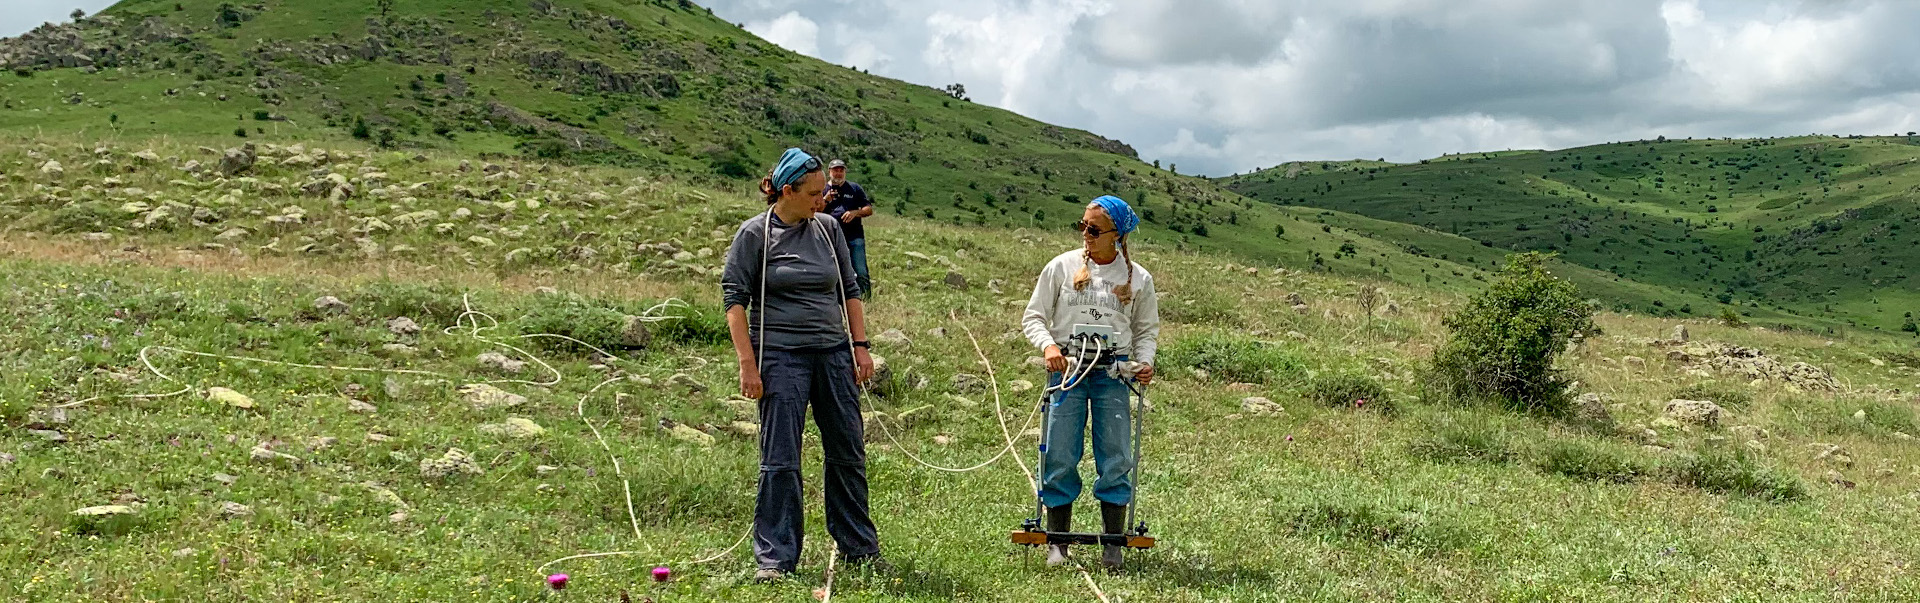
[1045,505,1072,567]
[1100,502,1127,571]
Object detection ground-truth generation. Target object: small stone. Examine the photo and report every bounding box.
[1663,399,1724,428]
[386,317,421,336]
[461,384,526,410]
[212,473,238,485]
[476,352,527,374]
[478,417,546,438]
[420,447,483,478]
[249,445,301,466]
[347,400,378,414]
[1672,325,1690,342]
[30,429,68,443]
[1007,380,1034,393]
[312,296,350,313]
[723,421,759,438]
[1853,409,1868,422]
[933,435,953,446]
[1622,356,1646,368]
[951,373,986,393]
[873,328,910,347]
[1574,392,1613,424]
[535,465,559,475]
[208,387,255,409]
[1286,331,1308,340]
[944,271,968,290]
[219,501,254,518]
[664,421,715,447]
[1026,356,1048,370]
[389,511,410,524]
[72,505,136,517]
[379,343,417,356]
[1825,470,1856,489]
[173,548,196,558]
[620,315,653,348]
[1240,397,1284,416]
[926,327,948,339]
[0,452,14,465]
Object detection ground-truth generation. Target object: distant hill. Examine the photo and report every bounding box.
[1223,135,1920,331]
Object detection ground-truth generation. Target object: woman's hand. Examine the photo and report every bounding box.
[853,347,876,383]
[739,361,764,399]
[1134,364,1155,385]
[1043,345,1067,373]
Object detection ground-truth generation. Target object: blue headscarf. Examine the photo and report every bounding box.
[1091,195,1139,237]
[769,148,819,193]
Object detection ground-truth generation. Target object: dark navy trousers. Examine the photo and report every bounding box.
[753,347,880,571]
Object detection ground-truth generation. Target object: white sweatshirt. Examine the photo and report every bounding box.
[1022,249,1161,365]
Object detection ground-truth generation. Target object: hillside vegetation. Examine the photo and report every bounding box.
[1226,136,1920,332]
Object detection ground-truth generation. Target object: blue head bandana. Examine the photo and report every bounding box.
[1091,195,1139,237]
[769,148,820,193]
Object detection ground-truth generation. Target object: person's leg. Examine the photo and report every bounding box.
[847,237,872,300]
[1088,372,1135,507]
[811,349,880,560]
[753,349,811,573]
[1039,371,1090,510]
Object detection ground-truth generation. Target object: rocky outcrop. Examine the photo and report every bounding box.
[1653,341,1838,392]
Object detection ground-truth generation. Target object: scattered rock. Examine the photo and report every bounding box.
[173,548,196,557]
[1654,341,1838,392]
[212,473,238,486]
[1622,356,1646,368]
[875,329,911,348]
[207,387,256,409]
[379,343,417,356]
[951,373,986,393]
[661,419,715,447]
[248,445,301,466]
[944,271,968,290]
[1286,331,1308,340]
[862,354,893,393]
[1285,292,1306,306]
[933,435,953,446]
[72,505,136,517]
[1811,443,1854,467]
[40,160,65,177]
[535,465,559,475]
[312,296,350,313]
[307,436,339,451]
[1008,380,1035,393]
[666,373,707,393]
[365,483,408,509]
[1825,470,1856,489]
[218,145,255,177]
[478,417,546,439]
[29,429,68,443]
[219,501,254,518]
[620,315,652,348]
[1240,397,1284,416]
[0,452,14,465]
[1574,393,1613,424]
[420,448,483,478]
[987,279,1005,294]
[347,399,378,414]
[476,352,527,374]
[461,384,527,410]
[1291,304,1309,315]
[723,421,759,438]
[386,317,421,336]
[926,327,948,339]
[1663,399,1724,428]
[1672,325,1690,343]
[1731,424,1770,441]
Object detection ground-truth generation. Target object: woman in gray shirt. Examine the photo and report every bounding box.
[721,148,881,582]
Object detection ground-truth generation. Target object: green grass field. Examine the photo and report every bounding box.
[4,137,1920,601]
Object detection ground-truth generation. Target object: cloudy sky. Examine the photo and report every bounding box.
[710,0,1920,176]
[9,1,1917,176]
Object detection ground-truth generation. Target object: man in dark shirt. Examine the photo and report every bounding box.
[824,159,875,299]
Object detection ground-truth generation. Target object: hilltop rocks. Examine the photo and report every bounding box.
[1663,399,1725,428]
[420,448,483,478]
[461,384,526,410]
[1655,341,1837,392]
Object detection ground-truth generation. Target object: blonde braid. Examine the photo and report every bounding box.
[1114,237,1134,305]
[1072,247,1093,292]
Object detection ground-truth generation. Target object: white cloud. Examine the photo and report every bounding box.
[746,11,822,56]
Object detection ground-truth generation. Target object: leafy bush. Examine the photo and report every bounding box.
[1430,252,1597,414]
[1536,439,1647,484]
[47,201,118,232]
[1159,332,1307,384]
[1664,450,1806,501]
[1671,382,1753,410]
[647,303,730,346]
[517,294,638,353]
[359,280,469,327]
[1305,372,1393,413]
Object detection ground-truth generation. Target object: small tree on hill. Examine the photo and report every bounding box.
[1430,252,1597,414]
[1903,312,1917,334]
[1720,307,1745,328]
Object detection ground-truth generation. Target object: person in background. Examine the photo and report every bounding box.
[721,148,882,582]
[823,159,875,299]
[1020,195,1160,570]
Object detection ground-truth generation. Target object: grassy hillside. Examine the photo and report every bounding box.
[1225,136,1920,333]
[4,137,1920,601]
[0,0,1523,301]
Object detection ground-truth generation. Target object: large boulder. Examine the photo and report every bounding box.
[218,144,256,176]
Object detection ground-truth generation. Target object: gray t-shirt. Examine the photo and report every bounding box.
[721,211,863,351]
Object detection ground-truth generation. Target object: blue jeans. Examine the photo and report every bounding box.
[1040,368,1134,508]
[846,237,871,299]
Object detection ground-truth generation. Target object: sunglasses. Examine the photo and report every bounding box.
[1073,220,1114,237]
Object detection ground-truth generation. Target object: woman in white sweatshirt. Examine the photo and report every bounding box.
[1020,195,1160,570]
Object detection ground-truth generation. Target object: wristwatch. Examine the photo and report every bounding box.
[852,340,871,349]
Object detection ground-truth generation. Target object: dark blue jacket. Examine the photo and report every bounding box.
[824,181,873,241]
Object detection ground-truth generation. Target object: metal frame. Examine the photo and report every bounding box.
[1014,338,1153,553]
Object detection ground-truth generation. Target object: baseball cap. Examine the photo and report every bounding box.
[828,159,847,169]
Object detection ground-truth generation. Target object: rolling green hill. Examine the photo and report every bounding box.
[0,0,1528,298]
[1225,136,1920,332]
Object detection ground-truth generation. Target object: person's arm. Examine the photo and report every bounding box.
[720,222,764,398]
[1022,258,1068,372]
[1129,270,1161,384]
[847,298,874,383]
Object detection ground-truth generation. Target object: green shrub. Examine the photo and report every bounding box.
[1536,439,1647,484]
[1159,332,1307,384]
[1282,500,1468,553]
[1793,396,1918,437]
[647,302,730,346]
[359,280,469,327]
[47,201,118,232]
[1672,382,1753,410]
[1409,422,1516,464]
[1430,252,1597,414]
[1306,372,1393,413]
[517,294,638,353]
[1665,450,1806,501]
